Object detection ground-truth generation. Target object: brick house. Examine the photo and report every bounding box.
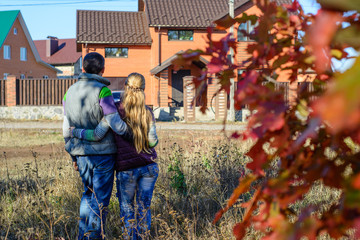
[34,37,82,78]
[77,10,152,91]
[76,0,291,114]
[0,10,59,79]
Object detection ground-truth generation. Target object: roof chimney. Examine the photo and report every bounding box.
[138,0,145,11]
[46,36,58,57]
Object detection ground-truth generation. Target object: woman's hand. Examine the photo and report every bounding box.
[70,127,75,137]
[73,161,79,171]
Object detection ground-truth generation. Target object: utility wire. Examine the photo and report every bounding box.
[0,0,130,7]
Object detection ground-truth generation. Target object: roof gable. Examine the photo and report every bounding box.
[0,10,19,47]
[34,38,82,65]
[77,10,152,45]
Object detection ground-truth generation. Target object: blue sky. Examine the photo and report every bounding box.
[0,0,138,40]
[0,0,319,40]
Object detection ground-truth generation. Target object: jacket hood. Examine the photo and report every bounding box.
[78,73,111,86]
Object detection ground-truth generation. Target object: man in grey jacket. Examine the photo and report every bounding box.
[63,52,128,239]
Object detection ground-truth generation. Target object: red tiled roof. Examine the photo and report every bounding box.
[34,38,81,65]
[145,0,293,28]
[145,0,231,28]
[77,10,152,45]
[214,0,294,20]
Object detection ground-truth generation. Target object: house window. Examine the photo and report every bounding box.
[43,75,49,79]
[237,21,257,41]
[105,48,128,58]
[3,45,11,59]
[168,30,193,41]
[20,47,27,61]
[20,74,25,79]
[3,73,9,80]
[14,28,17,35]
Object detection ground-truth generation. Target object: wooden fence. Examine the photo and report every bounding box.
[274,82,290,106]
[0,79,5,106]
[297,81,326,102]
[16,78,77,105]
[0,77,78,106]
[0,77,320,108]
[242,81,290,108]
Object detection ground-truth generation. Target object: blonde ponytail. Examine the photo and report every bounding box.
[123,73,152,153]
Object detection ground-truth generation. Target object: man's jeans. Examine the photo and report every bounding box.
[116,163,159,240]
[77,155,115,240]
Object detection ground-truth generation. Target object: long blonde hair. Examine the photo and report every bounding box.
[123,73,152,153]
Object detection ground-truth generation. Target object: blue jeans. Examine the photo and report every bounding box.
[76,155,115,240]
[116,163,159,240]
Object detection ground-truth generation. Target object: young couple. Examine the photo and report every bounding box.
[62,52,158,240]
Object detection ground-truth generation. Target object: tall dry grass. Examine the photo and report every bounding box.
[0,128,251,239]
[0,127,342,239]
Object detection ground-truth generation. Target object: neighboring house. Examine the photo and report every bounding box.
[0,10,59,79]
[34,37,82,78]
[76,0,291,109]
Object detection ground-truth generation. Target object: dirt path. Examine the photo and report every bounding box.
[2,143,65,159]
[0,120,247,131]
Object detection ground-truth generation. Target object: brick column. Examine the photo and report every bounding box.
[289,81,298,107]
[207,78,219,109]
[6,75,17,107]
[207,78,227,121]
[183,76,195,122]
[215,89,227,121]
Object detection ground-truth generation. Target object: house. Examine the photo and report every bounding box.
[34,37,82,78]
[76,0,291,115]
[0,10,59,79]
[77,10,152,91]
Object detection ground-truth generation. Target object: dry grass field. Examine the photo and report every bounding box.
[0,125,253,240]
[0,124,341,239]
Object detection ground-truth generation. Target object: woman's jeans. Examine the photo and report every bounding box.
[116,163,159,240]
[77,154,115,240]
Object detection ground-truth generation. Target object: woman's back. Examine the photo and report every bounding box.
[114,101,157,171]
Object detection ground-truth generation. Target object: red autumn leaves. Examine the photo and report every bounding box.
[173,0,360,239]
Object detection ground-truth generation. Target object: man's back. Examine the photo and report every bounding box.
[64,73,117,155]
[65,76,104,128]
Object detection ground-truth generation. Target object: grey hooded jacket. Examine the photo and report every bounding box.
[64,73,117,155]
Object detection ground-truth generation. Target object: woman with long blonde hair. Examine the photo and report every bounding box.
[123,73,154,154]
[71,72,158,239]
